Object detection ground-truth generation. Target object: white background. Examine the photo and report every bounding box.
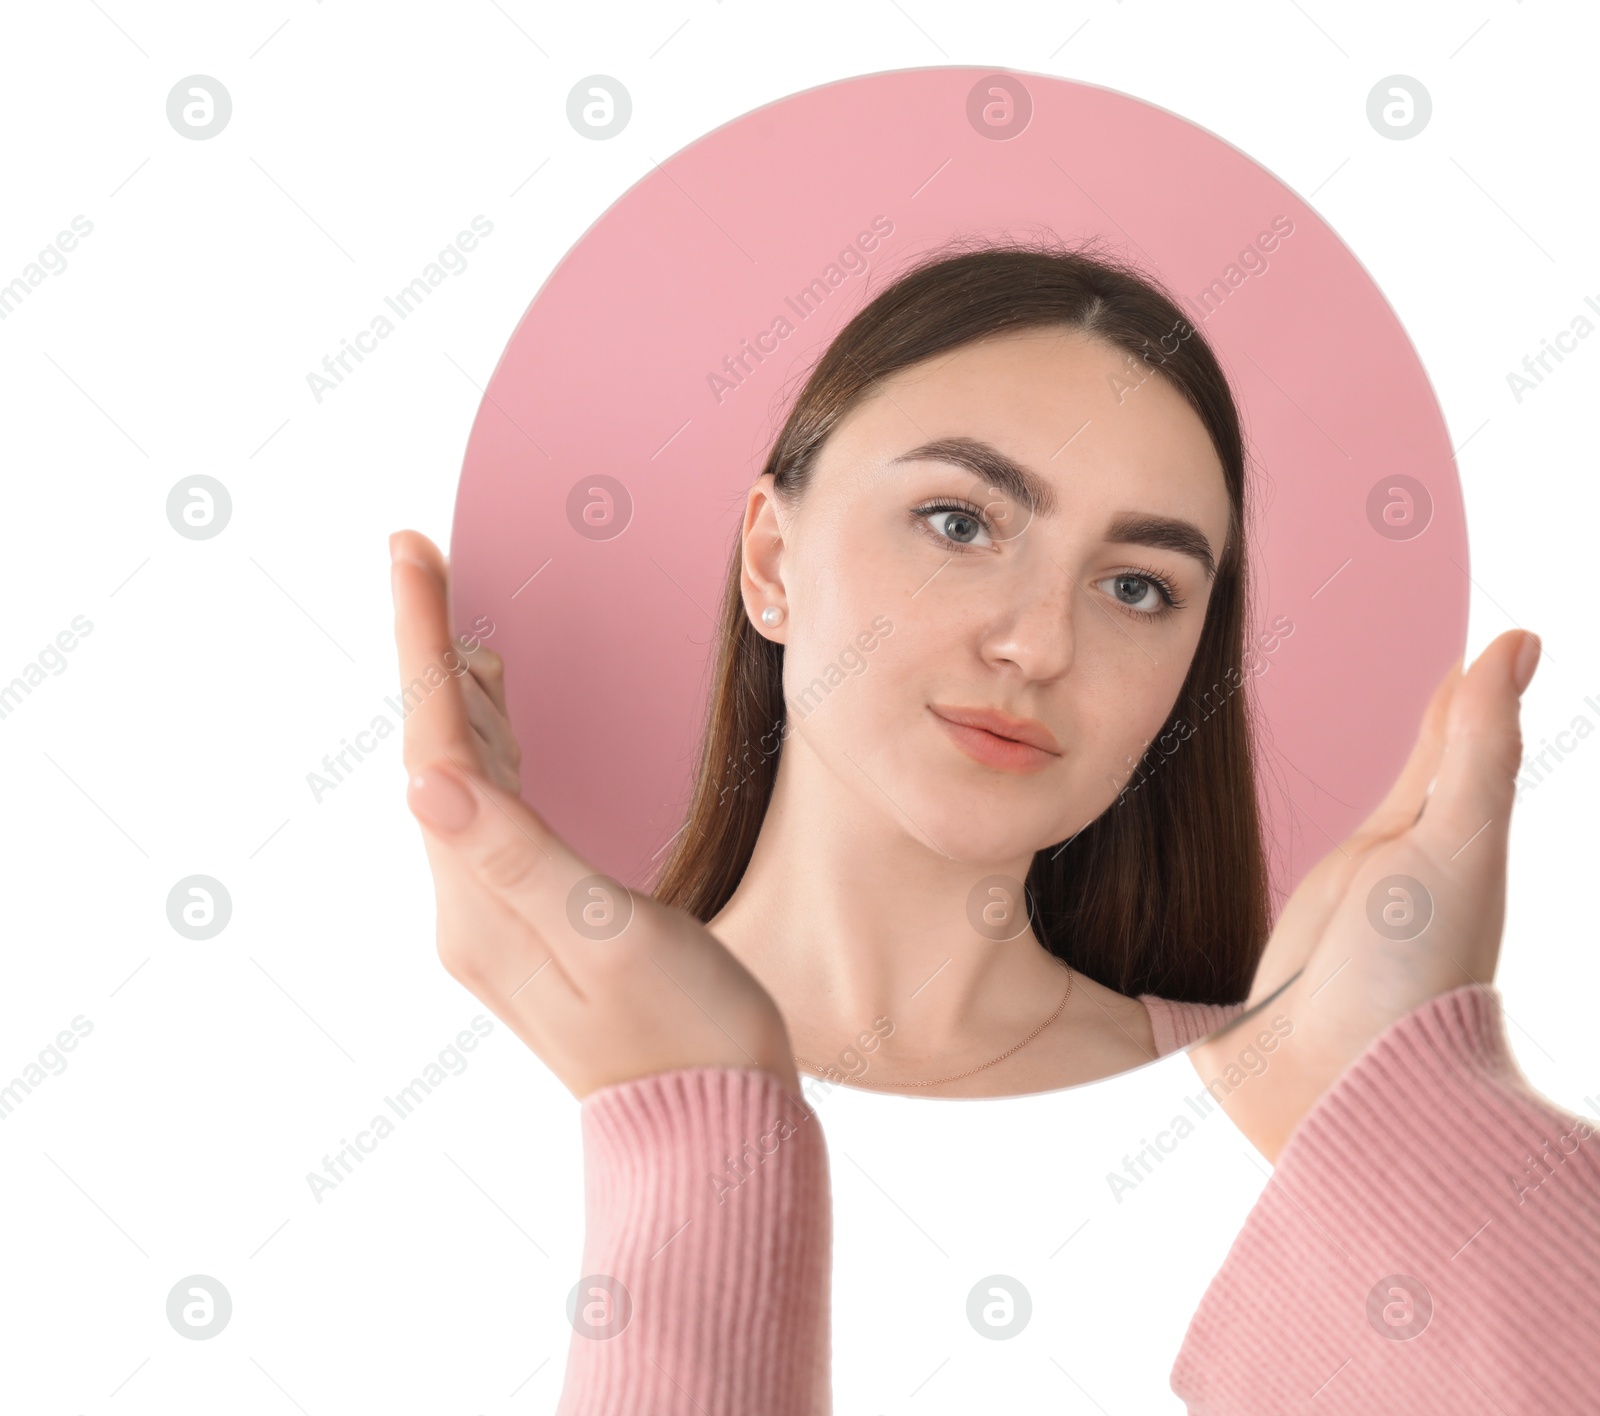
[1,2,1596,1412]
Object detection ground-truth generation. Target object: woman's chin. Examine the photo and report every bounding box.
[889,797,1063,868]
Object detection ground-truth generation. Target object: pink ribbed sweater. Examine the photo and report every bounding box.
[554,984,1600,1413]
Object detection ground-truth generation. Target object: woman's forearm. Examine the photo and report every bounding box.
[556,1065,833,1415]
[1170,983,1600,1413]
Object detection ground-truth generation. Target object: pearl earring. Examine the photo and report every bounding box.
[761,605,784,627]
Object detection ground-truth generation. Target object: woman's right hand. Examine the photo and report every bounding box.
[388,528,800,1103]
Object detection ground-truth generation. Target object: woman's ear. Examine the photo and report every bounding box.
[740,475,788,641]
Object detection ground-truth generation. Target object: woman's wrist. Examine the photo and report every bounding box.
[1189,980,1509,1165]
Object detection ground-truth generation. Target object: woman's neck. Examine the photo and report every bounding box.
[705,742,1156,1095]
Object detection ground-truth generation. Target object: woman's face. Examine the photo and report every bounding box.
[743,325,1233,863]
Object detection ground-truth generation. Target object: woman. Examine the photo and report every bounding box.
[389,244,1598,1411]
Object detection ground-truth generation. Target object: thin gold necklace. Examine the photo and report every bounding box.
[793,961,1074,1090]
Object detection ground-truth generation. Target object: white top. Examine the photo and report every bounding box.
[803,1043,1272,1413]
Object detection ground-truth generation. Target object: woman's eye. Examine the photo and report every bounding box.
[918,505,992,549]
[1100,573,1170,616]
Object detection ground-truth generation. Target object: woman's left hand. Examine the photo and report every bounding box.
[1189,627,1541,1163]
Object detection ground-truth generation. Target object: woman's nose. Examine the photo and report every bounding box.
[979,583,1079,682]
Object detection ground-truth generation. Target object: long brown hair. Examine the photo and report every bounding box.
[650,236,1270,1005]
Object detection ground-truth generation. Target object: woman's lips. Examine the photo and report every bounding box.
[929,708,1057,774]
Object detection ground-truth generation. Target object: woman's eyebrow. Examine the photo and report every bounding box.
[890,436,1060,518]
[889,436,1218,581]
[1105,511,1218,582]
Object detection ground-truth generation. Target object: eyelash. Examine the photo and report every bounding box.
[910,499,1187,622]
[1111,564,1186,622]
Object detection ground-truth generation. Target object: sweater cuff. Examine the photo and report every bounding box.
[555,1066,832,1416]
[1170,983,1600,1414]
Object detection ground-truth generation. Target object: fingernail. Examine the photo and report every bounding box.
[408,766,478,831]
[1512,632,1542,696]
[389,533,430,571]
